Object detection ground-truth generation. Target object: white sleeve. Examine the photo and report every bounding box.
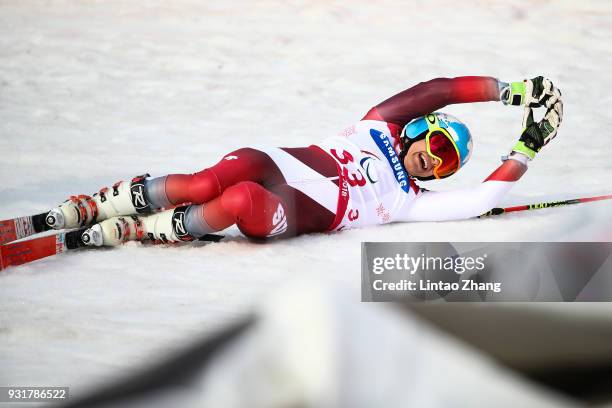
[400,157,528,222]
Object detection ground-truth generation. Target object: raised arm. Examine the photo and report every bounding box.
[362,76,503,128]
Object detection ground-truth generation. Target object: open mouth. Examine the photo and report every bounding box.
[418,152,429,171]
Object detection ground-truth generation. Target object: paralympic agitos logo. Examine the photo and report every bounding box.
[359,156,379,184]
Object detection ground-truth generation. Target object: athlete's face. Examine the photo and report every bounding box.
[403,139,439,178]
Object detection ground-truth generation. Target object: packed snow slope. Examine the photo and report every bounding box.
[1,0,612,397]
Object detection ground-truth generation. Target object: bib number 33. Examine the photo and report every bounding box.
[330,149,366,187]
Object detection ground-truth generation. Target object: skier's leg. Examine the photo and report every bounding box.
[48,148,282,231]
[145,148,284,207]
[81,182,281,247]
[82,180,336,246]
[77,146,338,245]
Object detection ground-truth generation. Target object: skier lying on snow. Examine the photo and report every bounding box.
[42,76,563,246]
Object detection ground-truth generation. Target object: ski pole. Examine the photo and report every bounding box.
[479,194,612,218]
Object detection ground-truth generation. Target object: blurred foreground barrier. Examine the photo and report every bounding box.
[63,282,577,408]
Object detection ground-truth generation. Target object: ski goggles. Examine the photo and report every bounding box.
[423,115,461,179]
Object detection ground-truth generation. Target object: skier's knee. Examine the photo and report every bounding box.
[186,169,222,202]
[220,181,259,219]
[220,182,287,239]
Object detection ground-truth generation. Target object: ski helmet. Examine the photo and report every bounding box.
[400,112,473,180]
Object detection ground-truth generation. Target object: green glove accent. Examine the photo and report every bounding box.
[512,141,536,160]
[509,81,526,105]
[501,81,526,106]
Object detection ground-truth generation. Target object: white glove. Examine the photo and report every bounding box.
[501,76,562,109]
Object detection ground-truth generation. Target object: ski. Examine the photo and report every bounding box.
[0,228,88,271]
[0,212,53,245]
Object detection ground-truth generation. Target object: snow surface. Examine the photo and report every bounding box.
[1,0,612,404]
